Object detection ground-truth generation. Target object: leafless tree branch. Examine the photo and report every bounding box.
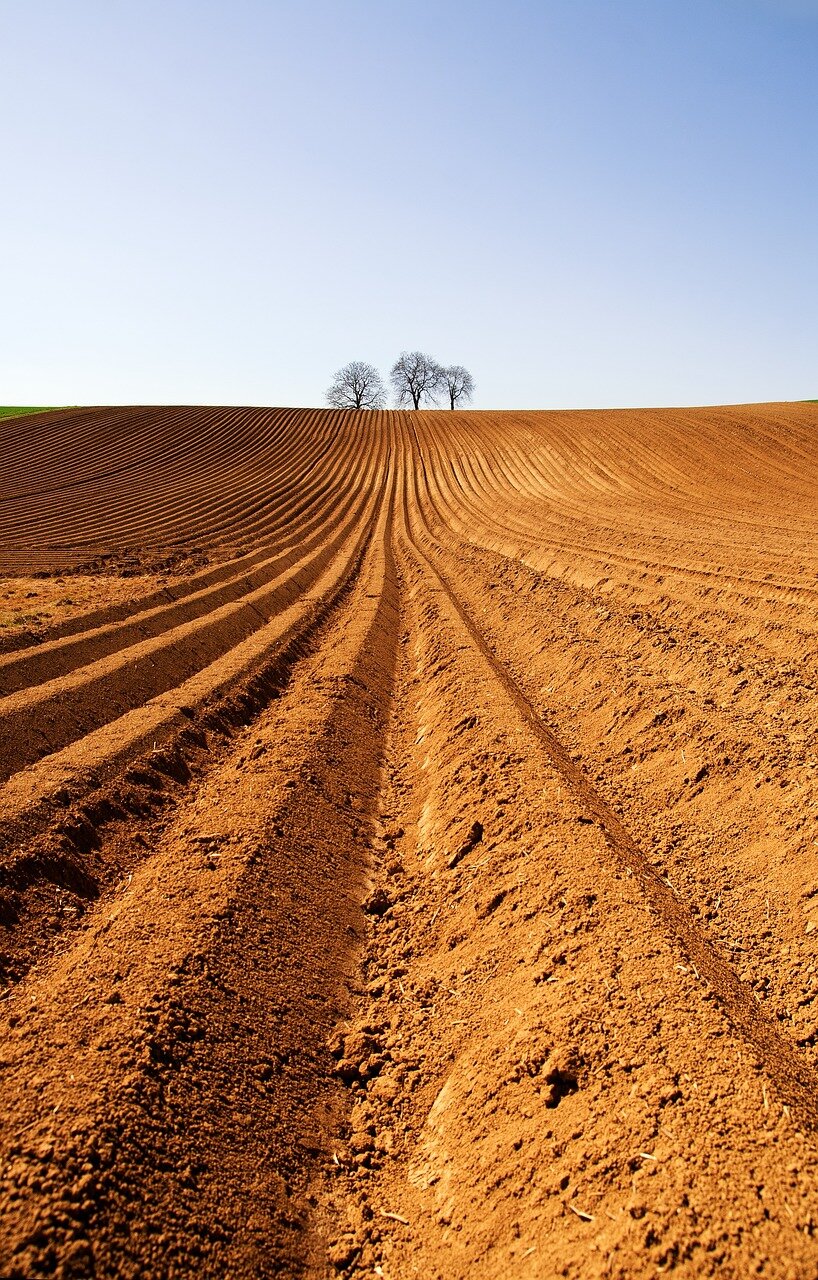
[326,361,386,410]
[389,351,445,410]
[441,365,475,410]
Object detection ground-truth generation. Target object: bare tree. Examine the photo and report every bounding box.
[390,351,445,410]
[441,365,475,410]
[326,360,386,410]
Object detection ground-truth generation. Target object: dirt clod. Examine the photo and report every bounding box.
[1,403,818,1278]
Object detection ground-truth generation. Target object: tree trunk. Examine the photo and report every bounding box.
[412,392,420,409]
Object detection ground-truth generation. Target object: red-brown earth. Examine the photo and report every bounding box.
[1,402,818,1278]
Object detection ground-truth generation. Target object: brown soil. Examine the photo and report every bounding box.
[1,403,818,1278]
[0,571,194,652]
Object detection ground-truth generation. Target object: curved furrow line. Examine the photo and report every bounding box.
[0,407,315,549]
[471,414,814,560]
[474,476,818,629]
[155,413,373,550]
[453,464,818,619]
[0,458,402,1280]
[0,435,386,781]
[447,413,706,527]
[0,407,326,547]
[2,420,375,648]
[0,407,185,496]
[438,407,818,523]
[1,404,818,1276]
[400,415,818,1134]
[0,435,384,695]
[425,412,632,514]
[0,443,391,870]
[408,409,818,872]
[0,478,382,842]
[62,407,343,548]
[0,406,246,506]
[32,413,338,549]
[411,411,818,659]
[0,409,358,555]
[411,415,538,559]
[0,404,306,500]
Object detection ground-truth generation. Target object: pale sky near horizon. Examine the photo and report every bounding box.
[1,0,816,409]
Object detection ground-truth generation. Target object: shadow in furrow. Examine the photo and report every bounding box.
[418,541,818,1135]
[48,516,401,1278]
[0,496,383,989]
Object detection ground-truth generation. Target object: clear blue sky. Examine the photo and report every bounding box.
[1,0,816,408]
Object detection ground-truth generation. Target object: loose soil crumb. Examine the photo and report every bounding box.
[1,404,818,1279]
[0,574,185,643]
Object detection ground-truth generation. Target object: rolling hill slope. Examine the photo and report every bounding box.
[1,401,818,1279]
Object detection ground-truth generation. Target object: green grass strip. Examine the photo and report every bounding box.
[0,406,60,419]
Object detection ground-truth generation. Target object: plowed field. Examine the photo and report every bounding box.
[2,402,818,1279]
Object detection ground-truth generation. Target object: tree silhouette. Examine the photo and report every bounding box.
[326,361,386,409]
[441,365,475,409]
[390,351,445,410]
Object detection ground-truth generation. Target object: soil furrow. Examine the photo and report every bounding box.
[311,495,818,1278]
[0,407,373,565]
[0,477,400,1279]
[0,474,383,903]
[0,438,379,695]
[0,474,381,781]
[2,401,818,1278]
[414,535,818,1130]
